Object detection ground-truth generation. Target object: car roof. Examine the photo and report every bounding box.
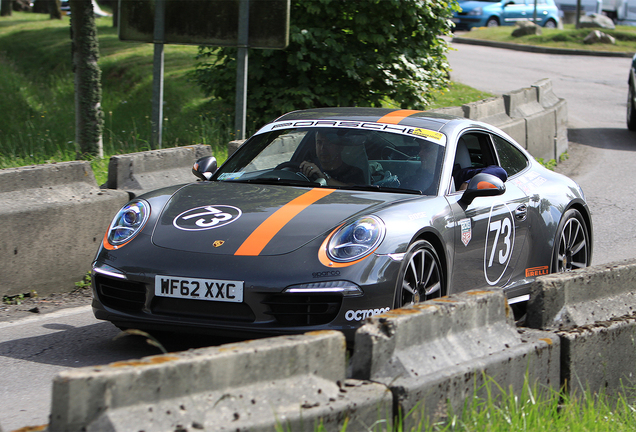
[273,107,460,132]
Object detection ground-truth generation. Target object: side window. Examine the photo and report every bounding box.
[492,135,529,177]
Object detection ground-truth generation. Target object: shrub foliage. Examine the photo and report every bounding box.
[193,0,458,130]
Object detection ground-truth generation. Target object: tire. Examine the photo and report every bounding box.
[486,17,499,27]
[543,19,557,29]
[394,240,445,308]
[552,209,591,273]
[627,82,636,131]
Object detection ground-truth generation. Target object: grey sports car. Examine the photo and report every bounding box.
[92,108,592,340]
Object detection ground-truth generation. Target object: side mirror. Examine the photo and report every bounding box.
[192,156,217,181]
[459,172,506,205]
[503,1,515,6]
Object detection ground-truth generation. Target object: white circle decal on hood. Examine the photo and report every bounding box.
[173,205,242,231]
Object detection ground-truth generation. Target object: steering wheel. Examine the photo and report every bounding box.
[273,161,311,182]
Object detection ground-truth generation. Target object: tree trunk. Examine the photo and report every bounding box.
[49,0,62,19]
[70,0,104,158]
[0,0,13,16]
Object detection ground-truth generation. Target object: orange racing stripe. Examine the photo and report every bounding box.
[234,188,335,256]
[377,109,422,125]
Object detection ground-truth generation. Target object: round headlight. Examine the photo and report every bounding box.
[106,200,150,247]
[327,216,385,262]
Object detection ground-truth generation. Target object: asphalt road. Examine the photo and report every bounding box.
[2,43,636,432]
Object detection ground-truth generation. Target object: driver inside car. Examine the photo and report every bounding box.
[299,131,365,186]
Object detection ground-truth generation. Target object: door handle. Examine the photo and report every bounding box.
[515,204,528,221]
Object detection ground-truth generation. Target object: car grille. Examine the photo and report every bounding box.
[263,294,342,326]
[151,297,255,322]
[95,275,146,311]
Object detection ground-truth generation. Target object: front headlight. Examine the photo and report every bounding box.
[327,216,385,262]
[105,200,150,249]
[467,7,483,15]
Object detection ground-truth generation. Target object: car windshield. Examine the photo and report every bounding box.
[214,126,445,195]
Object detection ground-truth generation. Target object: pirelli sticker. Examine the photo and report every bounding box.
[411,128,445,144]
[526,266,549,277]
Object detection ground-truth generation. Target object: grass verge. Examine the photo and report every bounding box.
[456,23,636,53]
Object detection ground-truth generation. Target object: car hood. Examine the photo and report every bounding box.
[151,182,406,256]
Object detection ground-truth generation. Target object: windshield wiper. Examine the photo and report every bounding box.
[340,184,423,194]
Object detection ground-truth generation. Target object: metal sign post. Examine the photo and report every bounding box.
[235,0,249,141]
[151,0,166,149]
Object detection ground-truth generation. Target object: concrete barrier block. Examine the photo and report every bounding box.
[106,145,212,197]
[528,259,636,330]
[228,139,247,156]
[527,260,636,395]
[533,78,560,109]
[0,162,130,297]
[463,96,512,125]
[558,317,636,395]
[504,87,543,118]
[525,110,558,162]
[351,290,559,426]
[49,331,392,432]
[428,106,464,117]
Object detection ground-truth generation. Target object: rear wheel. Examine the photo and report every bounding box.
[394,240,445,308]
[552,209,591,273]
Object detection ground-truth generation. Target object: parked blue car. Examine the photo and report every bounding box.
[453,0,560,30]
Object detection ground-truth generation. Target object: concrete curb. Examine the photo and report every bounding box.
[48,331,392,432]
[0,162,129,297]
[350,289,560,428]
[452,36,635,58]
[527,259,636,394]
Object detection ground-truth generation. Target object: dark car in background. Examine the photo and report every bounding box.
[453,0,560,30]
[91,108,592,341]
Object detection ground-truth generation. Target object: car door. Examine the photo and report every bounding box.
[445,131,530,294]
[501,0,530,25]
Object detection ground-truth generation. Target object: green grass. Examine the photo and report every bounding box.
[0,12,234,184]
[0,12,491,185]
[457,23,636,53]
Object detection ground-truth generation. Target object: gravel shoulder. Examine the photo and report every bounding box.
[0,288,93,323]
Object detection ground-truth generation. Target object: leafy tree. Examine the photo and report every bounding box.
[70,0,104,158]
[194,0,458,131]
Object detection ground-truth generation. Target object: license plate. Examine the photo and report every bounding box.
[155,275,244,303]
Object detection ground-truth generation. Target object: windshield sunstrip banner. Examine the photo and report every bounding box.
[256,119,447,146]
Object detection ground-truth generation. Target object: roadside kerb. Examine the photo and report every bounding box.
[350,289,559,428]
[527,259,636,395]
[105,144,212,198]
[0,161,129,297]
[48,330,392,432]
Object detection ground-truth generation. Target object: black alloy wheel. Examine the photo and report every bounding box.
[552,209,591,273]
[394,240,444,308]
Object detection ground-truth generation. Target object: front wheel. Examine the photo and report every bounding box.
[627,82,636,131]
[394,240,445,308]
[486,17,499,27]
[543,19,557,29]
[552,209,591,273]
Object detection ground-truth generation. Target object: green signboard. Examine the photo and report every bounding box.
[119,0,290,49]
